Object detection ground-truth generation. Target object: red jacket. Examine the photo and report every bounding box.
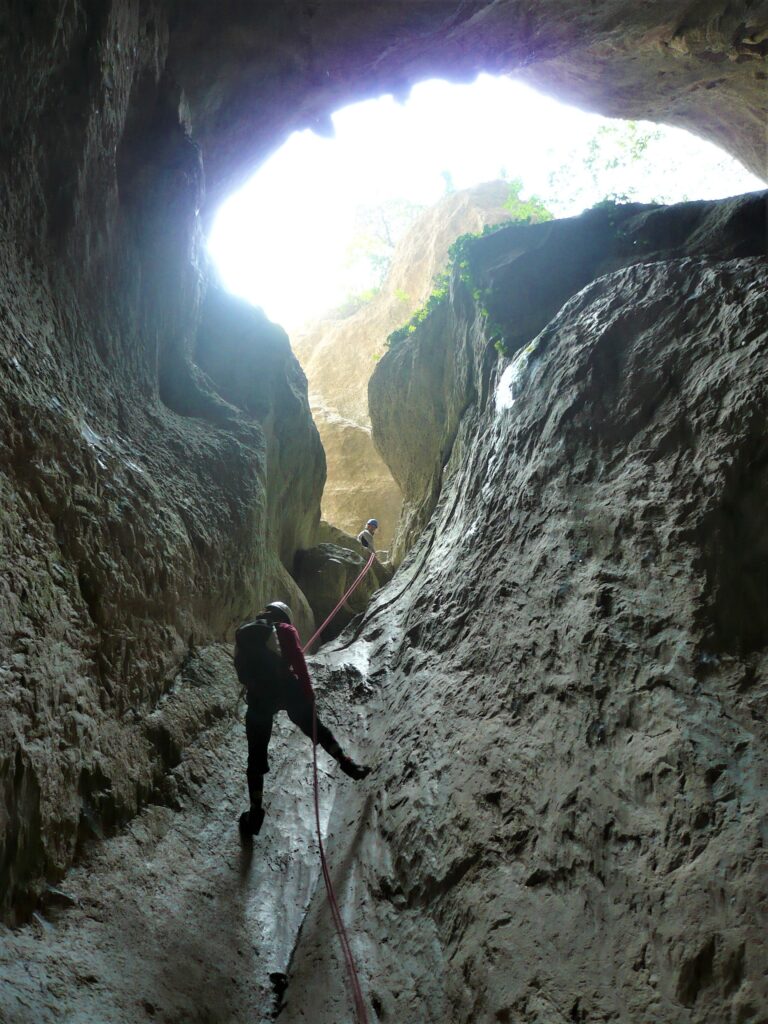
[275,622,315,701]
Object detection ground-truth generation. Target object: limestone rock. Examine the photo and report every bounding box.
[295,181,513,550]
[164,2,767,207]
[0,644,360,1024]
[284,201,768,1024]
[371,191,768,562]
[303,400,403,557]
[1,0,767,1012]
[294,522,394,644]
[195,284,325,569]
[0,7,323,919]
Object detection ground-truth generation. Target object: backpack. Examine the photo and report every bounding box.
[234,617,285,688]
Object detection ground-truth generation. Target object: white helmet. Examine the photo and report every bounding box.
[265,601,292,625]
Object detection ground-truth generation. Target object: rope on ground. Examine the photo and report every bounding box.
[302,551,375,1024]
[312,704,369,1024]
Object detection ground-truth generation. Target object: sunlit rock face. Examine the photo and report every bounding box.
[286,192,768,1024]
[294,181,513,552]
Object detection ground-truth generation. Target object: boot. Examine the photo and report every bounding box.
[239,806,265,838]
[338,757,372,781]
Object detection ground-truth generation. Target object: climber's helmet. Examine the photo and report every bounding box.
[264,601,292,625]
[366,519,379,531]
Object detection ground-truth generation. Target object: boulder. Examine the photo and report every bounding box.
[295,522,393,644]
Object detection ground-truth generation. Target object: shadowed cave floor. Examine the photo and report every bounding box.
[0,643,356,1024]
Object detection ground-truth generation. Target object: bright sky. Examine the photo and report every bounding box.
[208,74,763,332]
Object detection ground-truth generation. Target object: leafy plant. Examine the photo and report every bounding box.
[387,187,554,351]
[386,276,450,347]
[503,178,553,224]
[545,120,673,212]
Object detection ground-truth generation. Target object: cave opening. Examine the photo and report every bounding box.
[206,73,762,552]
[207,73,761,333]
[2,2,767,1017]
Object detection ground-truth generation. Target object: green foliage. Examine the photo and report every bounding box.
[385,234,497,349]
[386,272,449,347]
[480,221,512,236]
[503,178,553,224]
[546,120,672,210]
[589,192,641,208]
[393,287,411,304]
[585,121,662,179]
[588,197,626,211]
[387,185,554,351]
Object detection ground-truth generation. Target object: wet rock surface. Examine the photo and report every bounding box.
[0,644,371,1023]
[284,219,768,1020]
[371,192,768,561]
[0,6,323,917]
[2,196,766,1022]
[1,3,767,1021]
[0,248,323,917]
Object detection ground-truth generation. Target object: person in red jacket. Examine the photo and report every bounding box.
[234,600,371,837]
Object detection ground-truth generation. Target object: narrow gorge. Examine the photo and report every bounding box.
[1,3,766,1023]
[294,180,515,551]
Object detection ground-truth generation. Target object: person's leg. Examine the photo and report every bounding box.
[286,701,371,780]
[242,707,273,835]
[286,700,340,755]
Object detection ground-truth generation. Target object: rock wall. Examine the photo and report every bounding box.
[295,181,513,550]
[0,2,323,920]
[0,643,356,1024]
[285,193,768,1024]
[168,0,767,211]
[371,193,768,562]
[1,0,767,1002]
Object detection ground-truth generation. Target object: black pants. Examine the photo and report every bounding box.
[245,686,342,804]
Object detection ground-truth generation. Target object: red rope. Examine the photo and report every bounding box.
[303,552,376,653]
[312,703,369,1024]
[302,551,376,1024]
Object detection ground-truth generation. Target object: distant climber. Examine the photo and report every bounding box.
[234,601,371,838]
[356,518,379,556]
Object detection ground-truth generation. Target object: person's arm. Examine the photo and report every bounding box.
[275,622,315,700]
